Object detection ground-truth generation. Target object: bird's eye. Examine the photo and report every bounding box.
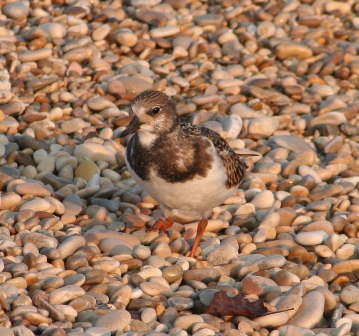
[150,107,161,115]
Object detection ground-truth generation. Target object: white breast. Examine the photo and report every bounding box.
[137,129,158,147]
[126,145,237,221]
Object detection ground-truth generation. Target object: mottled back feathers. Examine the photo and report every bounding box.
[180,122,247,188]
[126,120,246,188]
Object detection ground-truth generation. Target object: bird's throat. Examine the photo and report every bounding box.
[138,130,158,147]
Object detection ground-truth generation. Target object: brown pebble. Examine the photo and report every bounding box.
[272,270,293,286]
[241,277,264,296]
[288,246,310,263]
[277,208,297,226]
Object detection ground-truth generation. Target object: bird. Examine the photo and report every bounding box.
[120,90,249,258]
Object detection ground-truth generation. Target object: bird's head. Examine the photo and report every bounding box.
[121,91,179,140]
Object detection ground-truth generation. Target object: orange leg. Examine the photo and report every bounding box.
[146,217,173,233]
[189,218,208,258]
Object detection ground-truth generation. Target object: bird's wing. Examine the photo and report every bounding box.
[180,122,247,189]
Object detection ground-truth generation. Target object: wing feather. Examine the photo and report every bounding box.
[180,122,247,188]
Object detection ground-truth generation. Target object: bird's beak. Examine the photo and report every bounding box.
[120,115,144,137]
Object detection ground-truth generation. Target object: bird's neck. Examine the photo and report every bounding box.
[137,130,159,148]
[138,118,181,148]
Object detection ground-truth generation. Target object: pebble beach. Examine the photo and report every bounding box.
[0,0,359,335]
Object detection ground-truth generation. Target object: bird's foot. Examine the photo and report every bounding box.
[146,218,173,234]
[189,218,208,258]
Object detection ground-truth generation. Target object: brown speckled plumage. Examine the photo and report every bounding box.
[121,90,249,257]
[126,120,246,188]
[178,122,247,188]
[124,91,247,188]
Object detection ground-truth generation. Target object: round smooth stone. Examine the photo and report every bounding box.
[206,244,238,266]
[23,232,58,249]
[315,245,333,258]
[74,143,116,165]
[257,255,286,270]
[222,114,243,139]
[140,282,173,297]
[301,220,334,235]
[95,309,131,332]
[85,327,111,336]
[63,274,86,287]
[168,297,194,311]
[58,236,86,259]
[3,2,29,20]
[183,268,221,284]
[253,311,289,328]
[161,264,184,284]
[309,112,347,127]
[20,198,51,212]
[138,267,162,280]
[248,117,279,137]
[340,285,359,304]
[173,315,204,331]
[250,190,275,209]
[276,294,302,318]
[298,165,321,183]
[150,26,180,38]
[15,182,51,197]
[278,325,315,336]
[141,307,157,324]
[48,285,85,305]
[295,231,329,245]
[39,22,67,38]
[286,290,325,328]
[0,193,21,209]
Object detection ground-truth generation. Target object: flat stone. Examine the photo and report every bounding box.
[150,26,180,38]
[0,326,14,336]
[15,183,51,197]
[275,42,312,60]
[254,311,289,328]
[278,326,315,336]
[248,117,279,137]
[300,220,334,235]
[271,135,313,153]
[183,269,221,284]
[195,14,224,27]
[39,22,67,38]
[20,198,51,212]
[309,112,347,128]
[58,236,86,259]
[140,282,173,297]
[295,231,329,245]
[74,143,116,165]
[173,314,204,331]
[22,232,58,249]
[206,244,239,266]
[98,238,132,255]
[276,294,303,318]
[49,285,85,305]
[1,192,21,209]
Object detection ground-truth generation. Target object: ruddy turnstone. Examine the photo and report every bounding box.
[121,90,248,257]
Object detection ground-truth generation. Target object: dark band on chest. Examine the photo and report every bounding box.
[127,133,214,183]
